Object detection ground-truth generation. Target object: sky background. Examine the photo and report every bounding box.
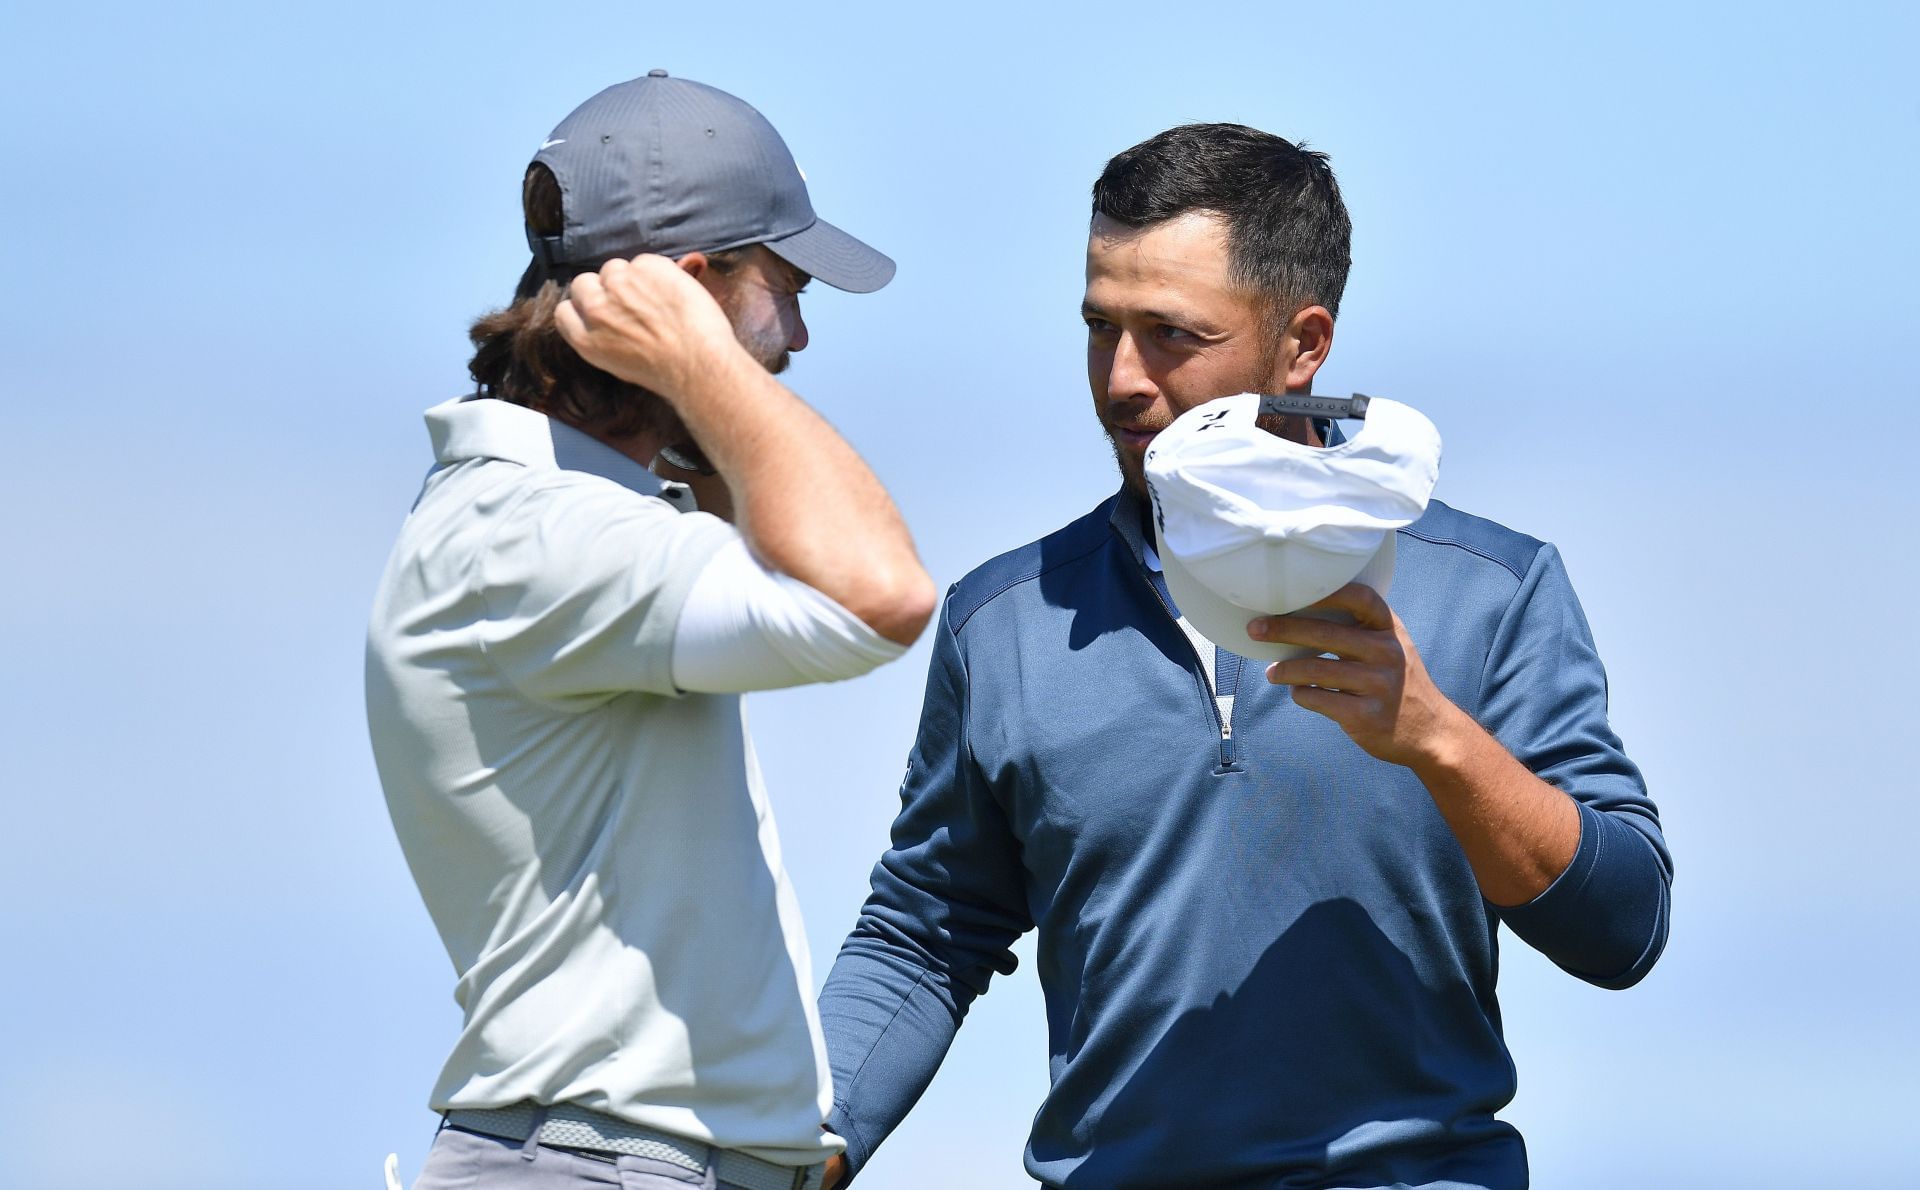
[2,2,1916,1187]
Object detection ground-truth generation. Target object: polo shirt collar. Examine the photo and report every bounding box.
[424,395,693,508]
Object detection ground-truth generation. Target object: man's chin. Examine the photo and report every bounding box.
[1107,436,1150,501]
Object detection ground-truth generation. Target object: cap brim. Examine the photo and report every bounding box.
[1157,532,1397,662]
[763,217,895,293]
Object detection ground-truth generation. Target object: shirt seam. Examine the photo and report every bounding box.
[1548,816,1671,985]
[1400,525,1534,583]
[1472,542,1548,708]
[838,967,937,1111]
[466,468,720,704]
[1615,866,1672,975]
[953,596,1034,873]
[949,532,1111,635]
[826,1103,871,1177]
[1547,800,1602,907]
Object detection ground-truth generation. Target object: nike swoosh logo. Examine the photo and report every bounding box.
[540,138,566,150]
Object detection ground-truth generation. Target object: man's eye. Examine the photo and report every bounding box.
[1085,318,1115,334]
[1157,324,1195,342]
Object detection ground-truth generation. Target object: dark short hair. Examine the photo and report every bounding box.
[1092,123,1352,320]
[466,164,746,440]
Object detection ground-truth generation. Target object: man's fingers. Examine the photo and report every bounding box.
[553,297,590,347]
[1247,585,1399,657]
[566,271,606,314]
[604,253,680,299]
[1285,682,1370,725]
[1264,656,1380,695]
[1308,583,1393,630]
[628,252,678,276]
[1246,613,1393,662]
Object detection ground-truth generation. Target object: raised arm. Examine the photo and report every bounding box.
[817,598,1034,1184]
[557,254,935,646]
[1253,544,1671,988]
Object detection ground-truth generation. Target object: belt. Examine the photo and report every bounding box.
[444,1102,827,1190]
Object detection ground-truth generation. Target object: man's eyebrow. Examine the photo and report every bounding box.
[1081,299,1214,329]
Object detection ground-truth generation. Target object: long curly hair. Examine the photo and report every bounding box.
[466,164,737,441]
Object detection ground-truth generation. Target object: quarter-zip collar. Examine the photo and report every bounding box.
[1107,486,1244,771]
[1107,486,1152,564]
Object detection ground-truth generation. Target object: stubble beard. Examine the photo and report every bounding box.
[660,292,788,471]
[1108,432,1151,502]
[717,281,792,376]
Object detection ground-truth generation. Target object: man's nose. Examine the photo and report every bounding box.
[1105,332,1155,400]
[788,307,809,354]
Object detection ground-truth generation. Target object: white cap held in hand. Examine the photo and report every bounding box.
[1143,393,1442,662]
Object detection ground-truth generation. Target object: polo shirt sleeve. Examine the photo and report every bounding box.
[473,477,735,705]
[1482,543,1674,990]
[668,536,908,693]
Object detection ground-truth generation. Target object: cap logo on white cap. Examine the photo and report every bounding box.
[1143,393,1442,661]
[1191,407,1233,433]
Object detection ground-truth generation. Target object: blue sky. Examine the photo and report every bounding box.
[2,2,1915,1187]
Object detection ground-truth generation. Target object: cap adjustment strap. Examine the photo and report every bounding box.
[1258,392,1373,420]
[527,230,566,270]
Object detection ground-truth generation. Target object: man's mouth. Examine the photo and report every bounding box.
[1109,424,1163,451]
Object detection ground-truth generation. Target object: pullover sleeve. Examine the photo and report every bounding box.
[1483,544,1673,989]
[817,595,1033,1181]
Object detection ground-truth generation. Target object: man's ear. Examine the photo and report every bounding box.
[677,250,732,301]
[1280,305,1335,392]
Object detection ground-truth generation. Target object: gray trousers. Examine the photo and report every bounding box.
[414,1124,755,1190]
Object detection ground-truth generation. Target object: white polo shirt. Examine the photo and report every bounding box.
[364,396,846,1166]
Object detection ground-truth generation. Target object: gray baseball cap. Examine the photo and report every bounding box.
[527,70,895,293]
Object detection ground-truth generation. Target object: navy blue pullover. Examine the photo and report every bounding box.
[819,492,1672,1189]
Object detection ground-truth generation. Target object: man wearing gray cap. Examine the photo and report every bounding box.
[366,71,931,1190]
